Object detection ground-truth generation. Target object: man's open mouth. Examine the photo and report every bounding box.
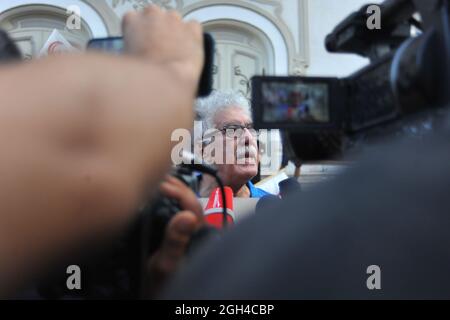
[236,145,257,164]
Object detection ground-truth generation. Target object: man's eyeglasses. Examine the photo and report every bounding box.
[202,124,258,144]
[219,124,258,138]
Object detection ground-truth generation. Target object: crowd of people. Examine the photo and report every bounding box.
[1,3,450,300]
[0,5,281,298]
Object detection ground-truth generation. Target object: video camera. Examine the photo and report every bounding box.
[251,0,450,161]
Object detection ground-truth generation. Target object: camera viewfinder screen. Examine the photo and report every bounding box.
[261,81,330,124]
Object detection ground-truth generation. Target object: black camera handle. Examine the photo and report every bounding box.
[136,163,228,299]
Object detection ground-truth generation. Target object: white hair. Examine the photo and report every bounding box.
[195,90,252,131]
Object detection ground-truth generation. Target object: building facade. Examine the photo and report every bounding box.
[0,0,374,180]
[0,0,373,86]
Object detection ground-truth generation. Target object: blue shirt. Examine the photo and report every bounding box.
[247,181,271,198]
[196,173,270,198]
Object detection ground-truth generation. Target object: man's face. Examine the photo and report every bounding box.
[211,106,259,186]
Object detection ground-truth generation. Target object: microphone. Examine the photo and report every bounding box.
[178,151,231,229]
[204,187,234,229]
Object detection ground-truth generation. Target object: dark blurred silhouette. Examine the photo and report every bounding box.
[0,30,21,63]
[164,124,450,299]
[255,195,281,213]
[278,178,301,199]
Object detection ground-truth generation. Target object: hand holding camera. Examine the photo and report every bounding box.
[145,175,204,297]
[122,5,204,95]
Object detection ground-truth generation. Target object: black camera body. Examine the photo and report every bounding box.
[0,29,21,63]
[252,0,450,161]
[139,168,200,257]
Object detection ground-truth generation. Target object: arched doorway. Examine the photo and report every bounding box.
[0,0,110,59]
[185,4,289,76]
[0,7,90,59]
[204,21,274,99]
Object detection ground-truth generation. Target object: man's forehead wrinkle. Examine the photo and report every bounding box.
[215,106,237,117]
[214,106,252,127]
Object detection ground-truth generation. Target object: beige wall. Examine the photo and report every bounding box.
[0,0,381,75]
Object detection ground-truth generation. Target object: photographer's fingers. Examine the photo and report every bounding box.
[146,211,199,297]
[160,211,199,260]
[167,9,182,22]
[122,11,138,30]
[122,5,204,94]
[159,176,204,218]
[148,211,198,278]
[143,4,161,15]
[186,20,202,40]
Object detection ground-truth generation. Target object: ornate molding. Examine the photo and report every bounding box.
[291,55,308,75]
[111,0,184,11]
[249,0,283,20]
[247,0,311,75]
[295,0,310,75]
[111,0,311,75]
[84,0,122,36]
[234,66,251,98]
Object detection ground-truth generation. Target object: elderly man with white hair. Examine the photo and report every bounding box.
[195,90,271,198]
